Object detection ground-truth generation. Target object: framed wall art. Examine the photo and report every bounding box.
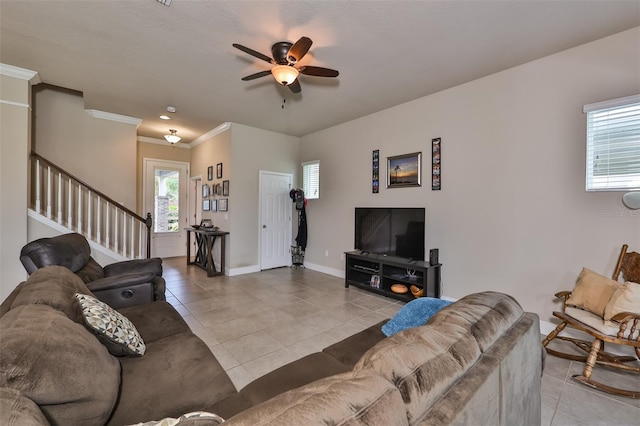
[202,183,210,198]
[202,199,210,211]
[211,199,217,212]
[372,150,379,193]
[216,163,223,179]
[218,198,228,212]
[207,166,213,181]
[387,152,421,188]
[222,180,229,196]
[432,138,441,190]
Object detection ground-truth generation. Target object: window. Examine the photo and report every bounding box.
[302,160,320,199]
[584,95,640,191]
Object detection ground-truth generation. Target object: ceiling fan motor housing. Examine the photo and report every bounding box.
[272,42,294,64]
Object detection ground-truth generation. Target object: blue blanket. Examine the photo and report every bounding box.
[381,297,452,337]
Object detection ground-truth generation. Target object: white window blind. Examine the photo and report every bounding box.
[584,94,640,191]
[302,161,320,199]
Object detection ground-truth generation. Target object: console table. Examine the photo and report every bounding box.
[185,227,229,277]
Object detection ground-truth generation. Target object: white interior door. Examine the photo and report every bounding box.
[259,171,292,270]
[143,159,189,258]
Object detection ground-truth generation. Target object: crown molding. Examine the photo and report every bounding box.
[190,122,232,147]
[0,63,41,84]
[86,109,142,128]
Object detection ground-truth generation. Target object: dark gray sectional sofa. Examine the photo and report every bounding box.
[0,265,542,425]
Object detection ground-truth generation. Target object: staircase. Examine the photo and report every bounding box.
[29,152,152,259]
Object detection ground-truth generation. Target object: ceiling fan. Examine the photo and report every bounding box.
[232,36,339,94]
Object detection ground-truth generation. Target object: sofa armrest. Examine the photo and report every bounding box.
[103,258,162,277]
[87,272,156,292]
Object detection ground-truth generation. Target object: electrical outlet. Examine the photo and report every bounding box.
[325,250,329,257]
[340,253,345,261]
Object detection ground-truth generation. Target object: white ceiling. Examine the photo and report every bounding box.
[1,1,638,143]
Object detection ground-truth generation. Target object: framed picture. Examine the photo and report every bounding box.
[207,166,213,181]
[202,184,209,198]
[432,138,441,190]
[216,163,223,179]
[200,219,212,228]
[222,180,229,196]
[218,198,228,212]
[372,150,379,194]
[211,199,217,212]
[387,152,421,188]
[370,274,380,289]
[202,199,210,211]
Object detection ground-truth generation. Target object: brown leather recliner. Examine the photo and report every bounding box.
[19,233,166,308]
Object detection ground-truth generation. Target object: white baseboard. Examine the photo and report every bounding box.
[302,262,345,279]
[227,265,260,276]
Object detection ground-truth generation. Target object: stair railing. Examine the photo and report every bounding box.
[30,151,152,259]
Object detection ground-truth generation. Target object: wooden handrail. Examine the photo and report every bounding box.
[31,151,146,223]
[30,151,153,258]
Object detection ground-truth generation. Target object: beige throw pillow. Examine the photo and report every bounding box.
[604,282,640,321]
[566,268,620,317]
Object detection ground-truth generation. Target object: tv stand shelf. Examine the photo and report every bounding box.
[344,251,441,303]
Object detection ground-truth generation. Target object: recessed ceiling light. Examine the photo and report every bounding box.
[160,115,171,120]
[166,105,176,113]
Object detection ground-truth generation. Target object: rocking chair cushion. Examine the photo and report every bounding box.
[603,282,640,321]
[567,268,620,317]
[565,307,639,340]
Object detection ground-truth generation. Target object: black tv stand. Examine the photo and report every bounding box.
[344,251,441,303]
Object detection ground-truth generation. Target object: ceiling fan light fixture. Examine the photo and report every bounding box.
[164,129,181,144]
[271,65,299,86]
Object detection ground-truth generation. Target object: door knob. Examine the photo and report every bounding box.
[263,225,267,228]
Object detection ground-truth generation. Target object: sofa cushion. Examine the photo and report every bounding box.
[381,297,452,336]
[427,291,525,352]
[9,265,92,324]
[322,320,387,368]
[118,301,192,343]
[354,322,481,424]
[0,304,120,425]
[108,332,236,425]
[225,372,408,426]
[0,387,50,426]
[75,293,146,356]
[240,352,351,406]
[567,267,620,317]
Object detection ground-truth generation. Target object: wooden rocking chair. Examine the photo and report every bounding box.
[542,244,640,398]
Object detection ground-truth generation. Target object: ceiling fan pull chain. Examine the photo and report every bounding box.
[282,98,286,109]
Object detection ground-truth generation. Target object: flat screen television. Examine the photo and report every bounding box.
[354,207,425,260]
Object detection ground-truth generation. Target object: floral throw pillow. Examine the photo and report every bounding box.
[75,293,146,356]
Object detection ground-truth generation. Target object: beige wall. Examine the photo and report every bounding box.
[300,27,640,321]
[230,123,300,269]
[33,86,139,210]
[0,67,38,300]
[187,124,299,270]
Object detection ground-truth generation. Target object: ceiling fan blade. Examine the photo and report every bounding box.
[232,43,273,64]
[299,66,339,78]
[287,36,312,63]
[288,79,301,93]
[241,70,272,81]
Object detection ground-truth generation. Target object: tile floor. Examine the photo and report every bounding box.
[161,257,639,425]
